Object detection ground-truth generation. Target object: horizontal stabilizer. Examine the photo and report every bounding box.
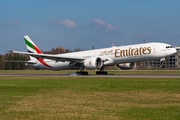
[7,50,31,54]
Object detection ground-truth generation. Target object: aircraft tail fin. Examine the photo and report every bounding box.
[24,35,43,54]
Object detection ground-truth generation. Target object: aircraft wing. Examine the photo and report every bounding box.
[5,60,36,64]
[8,50,85,63]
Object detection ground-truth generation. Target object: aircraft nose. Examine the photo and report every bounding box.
[165,48,177,56]
[171,48,177,54]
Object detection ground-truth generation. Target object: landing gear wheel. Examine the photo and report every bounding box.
[76,71,88,75]
[96,71,108,75]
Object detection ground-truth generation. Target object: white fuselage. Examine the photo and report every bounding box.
[27,42,177,70]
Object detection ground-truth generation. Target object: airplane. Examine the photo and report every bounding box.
[6,35,178,75]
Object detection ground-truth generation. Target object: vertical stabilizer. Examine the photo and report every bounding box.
[24,36,42,54]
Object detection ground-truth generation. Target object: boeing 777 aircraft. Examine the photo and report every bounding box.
[7,35,178,75]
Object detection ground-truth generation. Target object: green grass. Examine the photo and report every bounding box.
[0,77,180,120]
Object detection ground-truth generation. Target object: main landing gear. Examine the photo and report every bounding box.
[75,66,108,75]
[75,70,108,75]
[76,71,108,75]
[76,65,89,75]
[96,71,108,75]
[96,66,108,75]
[76,71,88,75]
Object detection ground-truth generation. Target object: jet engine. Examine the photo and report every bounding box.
[84,57,103,69]
[117,62,136,70]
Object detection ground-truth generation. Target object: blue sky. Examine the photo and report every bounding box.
[1,0,180,54]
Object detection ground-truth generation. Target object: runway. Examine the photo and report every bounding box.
[1,73,180,78]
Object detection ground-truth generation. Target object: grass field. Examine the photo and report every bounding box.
[0,75,180,120]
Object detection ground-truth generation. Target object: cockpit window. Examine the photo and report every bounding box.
[166,46,173,48]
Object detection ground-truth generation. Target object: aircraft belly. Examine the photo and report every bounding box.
[35,61,79,70]
[48,62,76,70]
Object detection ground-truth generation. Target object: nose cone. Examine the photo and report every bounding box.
[173,48,177,53]
[168,48,177,55]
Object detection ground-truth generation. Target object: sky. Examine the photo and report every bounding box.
[1,0,180,54]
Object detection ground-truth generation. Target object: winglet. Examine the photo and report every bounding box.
[24,35,42,54]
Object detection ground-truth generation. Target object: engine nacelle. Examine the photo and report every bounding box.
[117,62,136,70]
[84,57,103,69]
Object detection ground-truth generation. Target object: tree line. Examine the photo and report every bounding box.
[0,46,83,70]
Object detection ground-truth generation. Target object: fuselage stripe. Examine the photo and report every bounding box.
[38,58,53,68]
